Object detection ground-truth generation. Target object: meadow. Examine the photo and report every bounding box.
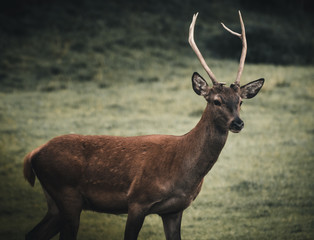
[0,0,313,239]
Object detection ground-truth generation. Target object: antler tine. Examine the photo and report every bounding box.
[221,10,247,86]
[189,13,218,85]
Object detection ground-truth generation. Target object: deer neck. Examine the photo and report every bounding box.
[181,103,229,179]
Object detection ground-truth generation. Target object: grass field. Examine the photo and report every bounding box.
[0,0,314,239]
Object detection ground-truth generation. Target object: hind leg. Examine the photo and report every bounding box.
[25,213,60,240]
[25,190,61,240]
[56,188,83,240]
[58,206,81,240]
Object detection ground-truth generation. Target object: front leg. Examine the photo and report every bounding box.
[124,204,146,240]
[160,211,183,240]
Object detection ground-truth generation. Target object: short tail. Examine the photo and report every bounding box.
[23,147,41,187]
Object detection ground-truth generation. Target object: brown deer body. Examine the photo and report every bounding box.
[24,12,264,240]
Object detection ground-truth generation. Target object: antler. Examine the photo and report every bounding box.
[221,10,247,86]
[189,13,219,85]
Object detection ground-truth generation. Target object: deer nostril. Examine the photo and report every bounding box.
[237,120,244,128]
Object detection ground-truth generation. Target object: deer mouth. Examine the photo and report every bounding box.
[230,127,242,133]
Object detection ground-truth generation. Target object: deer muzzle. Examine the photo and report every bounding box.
[229,117,244,133]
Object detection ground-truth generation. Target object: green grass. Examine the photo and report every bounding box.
[1,1,314,239]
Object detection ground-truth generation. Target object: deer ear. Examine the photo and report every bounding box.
[240,78,264,99]
[192,72,209,96]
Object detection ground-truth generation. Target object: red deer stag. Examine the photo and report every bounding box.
[24,11,264,240]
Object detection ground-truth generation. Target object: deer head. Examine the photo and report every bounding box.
[189,11,264,133]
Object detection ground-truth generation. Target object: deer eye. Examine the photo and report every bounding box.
[213,99,222,106]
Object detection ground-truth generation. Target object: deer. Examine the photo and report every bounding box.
[23,11,264,240]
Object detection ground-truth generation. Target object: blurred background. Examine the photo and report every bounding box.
[0,0,313,239]
[0,0,313,91]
